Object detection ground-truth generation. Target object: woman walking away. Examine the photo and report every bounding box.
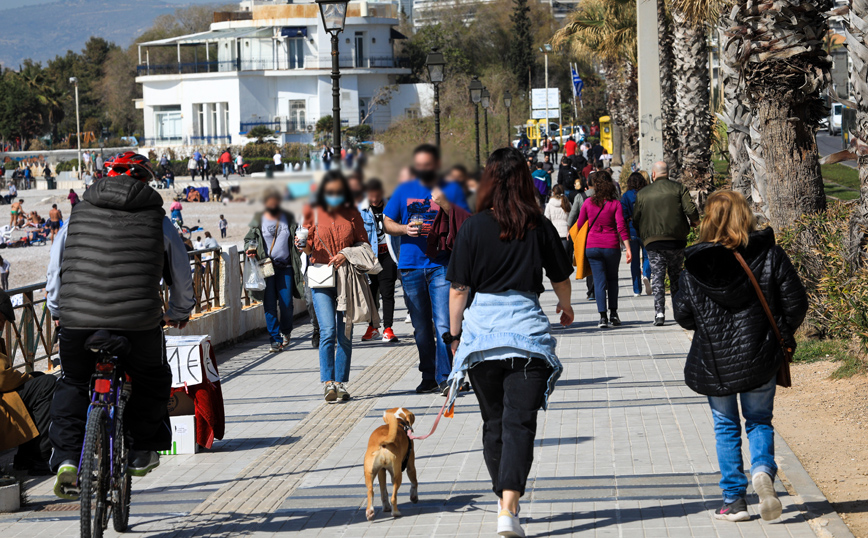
[544,185,571,256]
[299,171,370,403]
[576,173,632,328]
[244,189,305,352]
[673,191,807,522]
[446,147,574,538]
[621,172,651,297]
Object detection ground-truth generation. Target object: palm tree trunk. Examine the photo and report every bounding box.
[718,18,752,201]
[672,11,712,192]
[658,0,679,179]
[845,0,868,266]
[622,62,639,164]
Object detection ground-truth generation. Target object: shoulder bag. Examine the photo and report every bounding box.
[568,200,605,280]
[308,210,336,288]
[259,227,277,279]
[733,251,794,388]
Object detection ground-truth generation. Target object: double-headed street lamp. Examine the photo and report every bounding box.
[539,44,552,136]
[503,91,512,146]
[481,87,490,158]
[316,0,350,153]
[469,77,483,169]
[426,49,445,148]
[69,77,81,180]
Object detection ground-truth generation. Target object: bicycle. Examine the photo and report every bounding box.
[78,331,133,538]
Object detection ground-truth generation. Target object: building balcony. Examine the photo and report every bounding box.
[140,135,232,147]
[136,56,411,76]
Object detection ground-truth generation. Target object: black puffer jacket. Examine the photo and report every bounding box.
[673,227,808,396]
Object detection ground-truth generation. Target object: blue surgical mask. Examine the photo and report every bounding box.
[325,195,344,207]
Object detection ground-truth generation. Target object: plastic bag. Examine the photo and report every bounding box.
[244,257,266,291]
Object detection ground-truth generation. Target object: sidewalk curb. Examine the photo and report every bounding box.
[775,431,855,538]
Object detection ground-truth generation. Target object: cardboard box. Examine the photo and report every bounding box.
[167,391,195,417]
[158,415,198,455]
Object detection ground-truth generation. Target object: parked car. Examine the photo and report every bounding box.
[829,103,843,136]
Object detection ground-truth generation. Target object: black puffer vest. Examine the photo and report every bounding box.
[59,177,166,330]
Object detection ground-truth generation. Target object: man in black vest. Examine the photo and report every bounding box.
[45,152,195,500]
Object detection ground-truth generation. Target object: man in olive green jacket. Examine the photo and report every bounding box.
[243,190,305,351]
[633,161,699,326]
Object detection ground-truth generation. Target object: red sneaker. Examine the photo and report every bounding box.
[382,327,399,343]
[362,325,380,341]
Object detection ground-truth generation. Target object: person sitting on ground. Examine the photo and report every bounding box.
[672,190,808,523]
[186,188,202,203]
[0,289,56,475]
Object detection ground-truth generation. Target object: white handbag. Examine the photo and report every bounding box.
[308,213,336,288]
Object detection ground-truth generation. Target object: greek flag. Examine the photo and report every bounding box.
[572,67,584,99]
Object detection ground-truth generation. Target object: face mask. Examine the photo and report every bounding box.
[413,168,437,183]
[265,207,280,216]
[325,195,345,207]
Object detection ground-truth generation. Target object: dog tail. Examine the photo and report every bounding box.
[382,411,399,446]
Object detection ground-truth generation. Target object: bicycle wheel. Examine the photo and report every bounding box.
[80,407,109,538]
[112,398,131,532]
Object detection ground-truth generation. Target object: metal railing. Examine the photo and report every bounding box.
[139,136,231,147]
[11,248,225,372]
[136,56,410,75]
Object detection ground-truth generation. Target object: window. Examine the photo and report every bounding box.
[210,104,218,137]
[355,32,364,68]
[405,108,420,119]
[289,100,306,132]
[224,104,230,136]
[359,99,369,124]
[288,38,304,69]
[196,104,205,137]
[155,105,182,142]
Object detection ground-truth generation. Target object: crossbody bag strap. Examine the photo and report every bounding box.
[587,200,606,231]
[267,222,279,257]
[733,251,786,349]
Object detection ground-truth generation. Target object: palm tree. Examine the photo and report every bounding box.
[658,0,680,179]
[670,8,713,192]
[725,0,831,232]
[552,0,638,164]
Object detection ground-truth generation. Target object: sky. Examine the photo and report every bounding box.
[0,0,218,9]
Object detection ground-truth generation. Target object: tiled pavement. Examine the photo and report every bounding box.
[0,269,850,537]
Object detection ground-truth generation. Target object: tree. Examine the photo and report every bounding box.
[657,0,679,178]
[246,125,276,144]
[726,0,830,235]
[508,0,534,93]
[0,72,45,141]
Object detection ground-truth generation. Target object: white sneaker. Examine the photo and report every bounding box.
[633,292,641,297]
[497,509,525,537]
[643,276,652,295]
[753,472,782,521]
[404,314,412,323]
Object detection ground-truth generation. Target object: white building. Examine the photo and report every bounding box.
[136,0,432,146]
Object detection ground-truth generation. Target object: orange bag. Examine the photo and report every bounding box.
[569,221,592,279]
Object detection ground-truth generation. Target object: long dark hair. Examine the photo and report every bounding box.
[590,172,617,207]
[626,171,647,192]
[477,147,541,241]
[315,170,353,209]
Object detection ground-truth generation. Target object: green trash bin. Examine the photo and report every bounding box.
[265,164,274,179]
[47,178,56,190]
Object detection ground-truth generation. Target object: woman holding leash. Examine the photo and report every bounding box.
[445,147,574,538]
[298,171,370,403]
[673,191,807,522]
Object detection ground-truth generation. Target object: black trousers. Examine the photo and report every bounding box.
[14,373,55,465]
[368,253,397,328]
[49,327,172,468]
[468,358,553,497]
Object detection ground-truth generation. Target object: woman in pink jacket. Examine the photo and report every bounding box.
[576,172,632,328]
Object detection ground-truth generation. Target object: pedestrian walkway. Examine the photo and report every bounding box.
[0,270,848,537]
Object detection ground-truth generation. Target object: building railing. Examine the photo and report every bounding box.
[136,56,410,76]
[11,248,225,372]
[239,251,261,308]
[139,136,231,147]
[239,120,311,135]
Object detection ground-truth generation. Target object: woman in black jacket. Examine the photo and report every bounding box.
[673,191,807,523]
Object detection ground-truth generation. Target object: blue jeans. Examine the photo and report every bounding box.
[401,266,451,383]
[708,377,777,503]
[312,287,352,383]
[629,237,651,294]
[263,266,295,344]
[586,247,621,313]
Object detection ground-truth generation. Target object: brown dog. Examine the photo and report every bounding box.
[364,407,419,520]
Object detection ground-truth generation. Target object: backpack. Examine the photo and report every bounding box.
[552,140,560,151]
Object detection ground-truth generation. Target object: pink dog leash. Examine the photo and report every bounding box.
[407,398,451,440]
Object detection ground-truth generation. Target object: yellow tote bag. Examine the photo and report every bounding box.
[569,221,592,280]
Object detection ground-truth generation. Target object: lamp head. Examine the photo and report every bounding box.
[503,91,512,108]
[426,49,445,84]
[316,0,349,33]
[469,76,483,104]
[480,87,490,109]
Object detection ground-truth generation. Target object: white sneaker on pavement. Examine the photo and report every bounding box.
[497,509,525,537]
[753,472,782,521]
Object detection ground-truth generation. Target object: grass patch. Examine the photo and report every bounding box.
[794,338,868,378]
[821,163,860,190]
[824,183,860,200]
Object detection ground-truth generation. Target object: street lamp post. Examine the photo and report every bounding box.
[540,44,552,136]
[426,49,445,148]
[481,87,490,157]
[316,0,350,154]
[469,77,483,169]
[69,76,81,180]
[503,91,512,146]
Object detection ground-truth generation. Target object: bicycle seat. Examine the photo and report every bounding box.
[85,330,132,356]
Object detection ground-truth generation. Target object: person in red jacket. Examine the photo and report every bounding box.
[217,149,232,178]
[564,136,577,157]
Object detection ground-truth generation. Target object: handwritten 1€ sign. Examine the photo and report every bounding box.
[165,335,219,388]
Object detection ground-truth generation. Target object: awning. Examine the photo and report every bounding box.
[139,27,273,47]
[390,28,408,40]
[281,26,308,37]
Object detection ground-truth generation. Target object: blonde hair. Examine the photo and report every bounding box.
[699,190,756,249]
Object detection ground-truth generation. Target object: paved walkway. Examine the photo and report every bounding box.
[0,270,847,537]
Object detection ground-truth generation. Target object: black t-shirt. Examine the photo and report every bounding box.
[446,210,573,295]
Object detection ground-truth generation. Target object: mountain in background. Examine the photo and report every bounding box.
[0,0,219,68]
